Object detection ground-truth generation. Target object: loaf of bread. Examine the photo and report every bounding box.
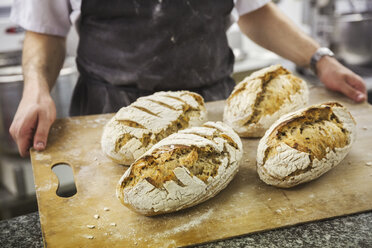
[116,121,243,216]
[101,91,207,165]
[223,65,309,137]
[256,102,356,188]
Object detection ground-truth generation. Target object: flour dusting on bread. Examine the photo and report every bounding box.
[101,91,207,165]
[116,121,243,216]
[257,102,356,188]
[223,65,309,137]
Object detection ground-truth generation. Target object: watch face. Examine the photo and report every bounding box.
[319,48,335,57]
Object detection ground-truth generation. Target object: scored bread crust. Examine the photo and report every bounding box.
[256,102,356,188]
[116,121,243,216]
[223,65,309,137]
[101,91,207,165]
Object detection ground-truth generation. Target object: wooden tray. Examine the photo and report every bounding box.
[31,86,372,247]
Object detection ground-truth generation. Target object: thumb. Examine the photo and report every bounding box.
[33,113,53,151]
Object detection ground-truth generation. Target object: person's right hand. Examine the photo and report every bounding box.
[9,90,56,157]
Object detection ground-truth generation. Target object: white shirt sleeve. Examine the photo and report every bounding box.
[235,0,271,16]
[10,0,73,37]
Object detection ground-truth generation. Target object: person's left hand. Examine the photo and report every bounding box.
[316,56,367,103]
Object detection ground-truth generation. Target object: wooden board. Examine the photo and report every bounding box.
[31,85,372,248]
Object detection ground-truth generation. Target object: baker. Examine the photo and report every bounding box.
[9,0,366,157]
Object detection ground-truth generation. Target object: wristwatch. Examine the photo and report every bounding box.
[310,47,335,75]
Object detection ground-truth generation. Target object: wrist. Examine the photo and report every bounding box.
[310,47,335,76]
[316,56,338,79]
[22,81,52,103]
[23,76,51,95]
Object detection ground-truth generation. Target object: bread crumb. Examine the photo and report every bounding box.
[86,225,95,229]
[362,126,368,130]
[104,207,110,211]
[245,159,250,162]
[104,233,108,236]
[110,223,117,226]
[366,162,372,166]
[267,198,271,201]
[275,207,286,214]
[94,214,100,219]
[86,235,94,239]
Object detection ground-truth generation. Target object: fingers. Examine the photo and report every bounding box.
[17,135,32,157]
[33,111,55,151]
[9,104,56,157]
[345,73,367,97]
[337,79,366,103]
[9,113,38,157]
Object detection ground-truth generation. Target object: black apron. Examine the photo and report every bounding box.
[71,0,235,116]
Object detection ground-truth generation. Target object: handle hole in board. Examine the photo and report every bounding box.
[51,163,77,198]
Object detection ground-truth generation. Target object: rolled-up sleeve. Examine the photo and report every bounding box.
[235,0,271,16]
[10,0,72,37]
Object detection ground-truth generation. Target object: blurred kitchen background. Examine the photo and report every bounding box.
[0,0,371,220]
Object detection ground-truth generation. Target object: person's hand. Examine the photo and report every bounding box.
[316,56,367,102]
[9,89,56,157]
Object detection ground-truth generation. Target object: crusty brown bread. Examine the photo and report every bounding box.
[101,91,207,165]
[256,102,356,188]
[116,121,243,216]
[223,65,309,137]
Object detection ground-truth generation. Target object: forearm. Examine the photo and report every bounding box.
[238,2,319,67]
[238,2,366,102]
[9,31,66,156]
[22,31,66,97]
